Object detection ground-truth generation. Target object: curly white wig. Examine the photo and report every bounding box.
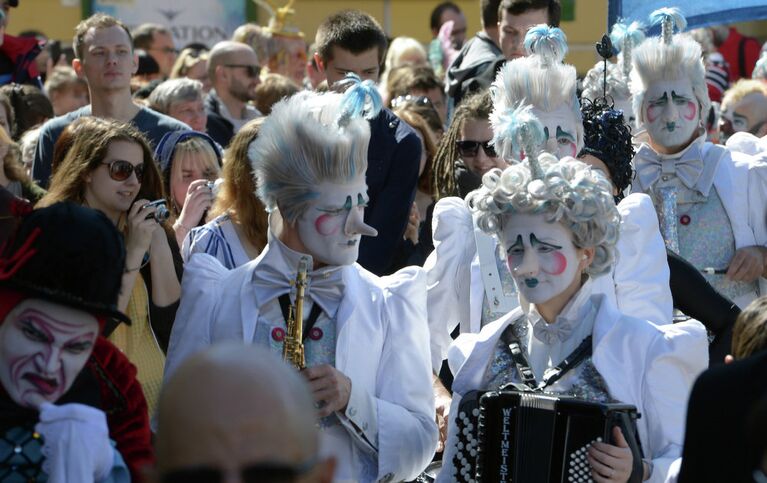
[491,25,583,154]
[629,10,710,129]
[249,85,376,224]
[466,154,621,276]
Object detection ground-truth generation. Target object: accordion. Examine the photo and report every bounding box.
[450,389,643,483]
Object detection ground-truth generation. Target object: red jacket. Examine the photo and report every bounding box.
[0,33,41,86]
[718,27,761,82]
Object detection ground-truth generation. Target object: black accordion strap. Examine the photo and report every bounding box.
[278,294,324,342]
[506,334,593,391]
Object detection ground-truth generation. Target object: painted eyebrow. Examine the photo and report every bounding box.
[670,91,693,101]
[506,234,524,253]
[543,126,550,140]
[733,113,748,122]
[357,193,369,206]
[556,126,575,142]
[317,195,353,213]
[650,92,669,103]
[530,233,563,250]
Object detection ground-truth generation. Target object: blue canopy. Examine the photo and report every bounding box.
[608,1,767,32]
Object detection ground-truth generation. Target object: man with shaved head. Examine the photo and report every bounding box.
[205,40,262,147]
[151,343,335,483]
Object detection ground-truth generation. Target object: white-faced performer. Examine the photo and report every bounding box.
[437,107,708,483]
[163,76,438,482]
[631,8,767,309]
[427,25,672,375]
[581,20,645,124]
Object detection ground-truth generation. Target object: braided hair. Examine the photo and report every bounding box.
[432,91,493,199]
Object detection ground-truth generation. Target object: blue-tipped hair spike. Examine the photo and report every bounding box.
[492,103,546,179]
[610,20,645,78]
[649,7,686,45]
[524,25,568,66]
[336,73,383,127]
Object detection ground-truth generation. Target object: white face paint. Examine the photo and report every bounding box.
[531,104,580,159]
[613,97,635,126]
[643,79,699,151]
[0,299,99,408]
[295,177,378,267]
[501,213,581,304]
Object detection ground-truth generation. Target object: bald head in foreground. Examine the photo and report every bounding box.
[149,343,335,483]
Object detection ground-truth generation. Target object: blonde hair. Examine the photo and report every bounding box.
[168,137,221,212]
[169,47,209,80]
[721,79,767,112]
[732,296,767,360]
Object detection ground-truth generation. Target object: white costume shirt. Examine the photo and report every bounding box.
[633,136,767,307]
[425,194,672,372]
[182,213,251,269]
[164,236,438,482]
[438,282,708,483]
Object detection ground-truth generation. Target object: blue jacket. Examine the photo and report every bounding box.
[357,108,421,275]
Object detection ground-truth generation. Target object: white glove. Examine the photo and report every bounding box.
[35,402,115,483]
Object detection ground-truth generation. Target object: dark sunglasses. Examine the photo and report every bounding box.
[456,140,497,158]
[103,160,144,182]
[224,64,261,78]
[391,95,433,109]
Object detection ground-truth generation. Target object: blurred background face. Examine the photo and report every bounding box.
[319,46,380,86]
[148,31,178,78]
[168,98,207,132]
[499,8,549,60]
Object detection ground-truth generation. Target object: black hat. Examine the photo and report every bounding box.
[5,1,18,7]
[0,202,131,324]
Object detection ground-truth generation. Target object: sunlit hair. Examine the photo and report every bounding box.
[380,37,427,91]
[38,118,165,212]
[0,124,31,186]
[630,9,709,128]
[169,47,209,79]
[73,13,133,60]
[147,78,204,115]
[721,79,767,112]
[492,25,583,153]
[250,79,377,224]
[167,137,222,214]
[393,106,437,197]
[581,61,631,105]
[732,296,767,360]
[467,154,620,276]
[209,118,268,252]
[432,90,493,199]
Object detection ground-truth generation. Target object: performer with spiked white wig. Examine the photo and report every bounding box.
[164,76,438,482]
[581,21,645,124]
[437,107,707,483]
[490,25,583,159]
[631,8,767,308]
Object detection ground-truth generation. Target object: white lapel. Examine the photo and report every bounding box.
[709,143,756,248]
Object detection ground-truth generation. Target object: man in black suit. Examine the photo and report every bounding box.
[678,349,767,482]
[313,10,421,276]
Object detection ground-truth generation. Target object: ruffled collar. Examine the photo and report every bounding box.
[528,277,596,345]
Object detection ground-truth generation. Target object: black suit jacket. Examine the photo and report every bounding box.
[204,92,235,149]
[678,349,767,482]
[356,108,421,275]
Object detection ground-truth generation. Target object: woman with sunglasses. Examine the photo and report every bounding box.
[37,118,182,417]
[431,90,503,200]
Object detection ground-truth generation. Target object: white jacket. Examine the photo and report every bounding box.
[164,251,438,483]
[425,193,672,372]
[438,291,708,483]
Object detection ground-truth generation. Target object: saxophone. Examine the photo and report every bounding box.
[283,256,309,370]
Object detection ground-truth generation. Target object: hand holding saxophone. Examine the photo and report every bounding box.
[303,364,352,417]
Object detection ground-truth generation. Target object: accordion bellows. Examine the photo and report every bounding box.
[450,389,644,483]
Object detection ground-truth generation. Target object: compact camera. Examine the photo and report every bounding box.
[143,199,170,223]
[207,178,223,197]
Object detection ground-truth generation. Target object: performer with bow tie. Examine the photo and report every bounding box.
[163,76,438,482]
[438,105,708,483]
[630,8,767,308]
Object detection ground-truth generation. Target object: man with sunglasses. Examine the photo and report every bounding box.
[151,343,335,483]
[205,40,262,148]
[31,13,188,188]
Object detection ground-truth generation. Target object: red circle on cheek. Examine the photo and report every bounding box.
[314,214,340,236]
[646,106,659,123]
[683,101,697,121]
[544,251,568,275]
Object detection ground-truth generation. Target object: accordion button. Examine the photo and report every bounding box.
[466,423,474,431]
[472,409,480,417]
[457,442,464,450]
[470,449,477,457]
[459,411,466,419]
